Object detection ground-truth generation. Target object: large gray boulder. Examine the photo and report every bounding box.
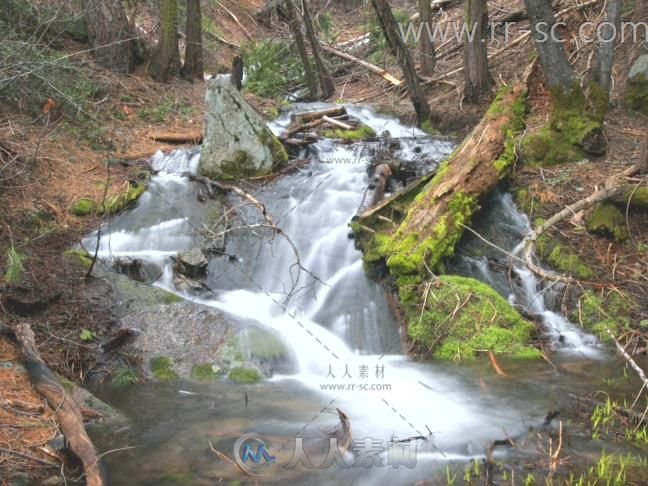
[199,76,287,179]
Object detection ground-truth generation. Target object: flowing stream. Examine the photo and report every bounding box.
[86,106,632,485]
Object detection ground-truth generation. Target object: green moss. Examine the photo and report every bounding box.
[522,83,607,166]
[613,187,648,210]
[625,73,648,115]
[150,356,178,381]
[573,290,635,340]
[191,363,219,381]
[70,198,96,216]
[406,275,538,361]
[260,127,288,167]
[536,236,595,279]
[63,248,93,268]
[420,119,439,135]
[489,87,527,177]
[385,192,478,277]
[228,366,261,383]
[98,182,146,216]
[323,124,376,141]
[112,368,139,386]
[586,202,629,242]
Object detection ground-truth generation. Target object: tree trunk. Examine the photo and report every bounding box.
[181,0,204,81]
[355,83,526,278]
[371,0,431,126]
[149,0,180,82]
[463,0,493,103]
[83,0,134,73]
[418,0,436,76]
[592,0,624,94]
[285,0,319,99]
[521,0,608,162]
[523,0,574,91]
[301,0,336,99]
[231,55,244,91]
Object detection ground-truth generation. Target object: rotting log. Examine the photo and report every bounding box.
[354,81,527,279]
[0,323,107,486]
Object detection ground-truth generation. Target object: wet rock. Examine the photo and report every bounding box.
[114,257,147,282]
[173,273,210,292]
[41,477,65,486]
[199,76,287,179]
[173,248,208,278]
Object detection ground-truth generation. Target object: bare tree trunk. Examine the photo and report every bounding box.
[523,0,574,91]
[149,0,181,82]
[301,0,335,99]
[463,0,493,103]
[231,55,244,91]
[285,0,319,99]
[83,0,134,73]
[371,0,431,126]
[592,0,624,94]
[181,0,204,81]
[418,0,436,76]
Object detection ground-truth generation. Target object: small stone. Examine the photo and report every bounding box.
[173,248,208,278]
[42,476,65,486]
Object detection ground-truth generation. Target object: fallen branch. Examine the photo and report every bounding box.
[149,129,203,144]
[292,106,347,123]
[320,43,403,87]
[321,115,353,130]
[0,323,106,486]
[605,326,648,390]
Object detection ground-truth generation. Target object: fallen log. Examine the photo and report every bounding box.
[292,106,347,123]
[0,323,107,486]
[321,115,353,130]
[280,118,326,140]
[356,81,528,278]
[149,129,203,144]
[320,43,403,87]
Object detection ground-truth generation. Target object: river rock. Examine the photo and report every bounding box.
[173,248,208,278]
[626,54,648,114]
[199,76,288,179]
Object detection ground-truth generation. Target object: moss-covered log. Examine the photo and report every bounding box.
[355,82,526,280]
[353,82,535,360]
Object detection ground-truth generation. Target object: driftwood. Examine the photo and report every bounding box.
[321,115,352,130]
[0,323,106,486]
[149,129,203,144]
[320,44,403,87]
[292,106,347,123]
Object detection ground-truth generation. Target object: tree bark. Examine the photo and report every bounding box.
[83,0,135,73]
[356,82,527,276]
[231,55,244,91]
[181,0,204,81]
[149,0,181,82]
[301,0,336,99]
[418,0,436,77]
[285,0,319,99]
[463,0,493,103]
[592,0,624,94]
[371,0,431,126]
[523,0,574,91]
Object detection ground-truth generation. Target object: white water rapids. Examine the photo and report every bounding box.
[84,106,604,481]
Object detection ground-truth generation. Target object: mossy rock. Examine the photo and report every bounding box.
[190,363,220,381]
[323,124,376,142]
[63,248,93,268]
[98,182,146,215]
[613,187,648,211]
[625,73,648,115]
[586,202,629,242]
[228,366,261,383]
[536,236,595,280]
[405,275,539,361]
[521,83,607,166]
[150,356,178,381]
[70,198,96,216]
[572,290,636,340]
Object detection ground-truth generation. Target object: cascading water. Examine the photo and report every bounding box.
[86,105,607,484]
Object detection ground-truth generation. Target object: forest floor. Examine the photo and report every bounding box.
[0,0,646,482]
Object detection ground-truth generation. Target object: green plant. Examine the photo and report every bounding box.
[591,398,614,440]
[4,246,24,284]
[79,328,96,342]
[241,40,304,99]
[112,368,139,386]
[445,465,457,485]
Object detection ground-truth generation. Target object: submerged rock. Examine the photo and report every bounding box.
[199,76,287,179]
[173,248,208,278]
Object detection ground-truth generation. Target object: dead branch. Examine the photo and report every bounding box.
[0,323,106,486]
[148,129,203,144]
[320,43,403,87]
[605,326,648,391]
